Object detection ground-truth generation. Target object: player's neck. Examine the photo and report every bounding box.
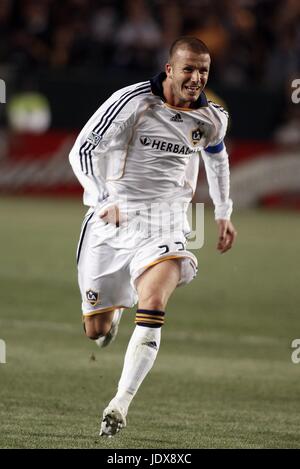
[162,79,193,109]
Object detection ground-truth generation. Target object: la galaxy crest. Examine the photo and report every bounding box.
[190,121,206,146]
[86,289,101,306]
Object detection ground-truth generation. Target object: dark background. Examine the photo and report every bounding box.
[0,0,299,139]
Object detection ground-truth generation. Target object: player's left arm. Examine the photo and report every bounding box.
[201,110,237,253]
[216,218,237,254]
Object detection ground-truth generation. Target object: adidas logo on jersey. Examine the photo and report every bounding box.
[170,113,183,122]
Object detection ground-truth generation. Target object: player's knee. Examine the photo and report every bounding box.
[83,319,111,340]
[86,330,102,340]
[138,293,165,312]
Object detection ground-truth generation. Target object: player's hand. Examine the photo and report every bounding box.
[216,219,237,254]
[99,204,120,226]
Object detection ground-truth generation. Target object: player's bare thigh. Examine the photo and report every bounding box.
[84,310,115,340]
[136,259,181,311]
[83,259,181,338]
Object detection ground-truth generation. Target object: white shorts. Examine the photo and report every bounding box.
[77,208,198,316]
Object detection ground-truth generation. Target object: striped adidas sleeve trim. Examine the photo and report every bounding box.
[208,100,229,118]
[79,82,151,175]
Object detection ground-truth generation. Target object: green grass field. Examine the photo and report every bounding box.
[0,196,300,449]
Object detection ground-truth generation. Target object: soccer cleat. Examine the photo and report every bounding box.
[95,308,123,348]
[100,401,127,437]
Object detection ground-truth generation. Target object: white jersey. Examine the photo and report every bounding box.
[69,73,233,220]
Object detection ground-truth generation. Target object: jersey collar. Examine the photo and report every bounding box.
[150,72,208,109]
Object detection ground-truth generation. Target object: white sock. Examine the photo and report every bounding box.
[114,325,161,412]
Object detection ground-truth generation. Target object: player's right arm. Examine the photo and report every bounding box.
[69,81,151,208]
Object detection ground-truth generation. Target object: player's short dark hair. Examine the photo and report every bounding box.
[169,36,210,63]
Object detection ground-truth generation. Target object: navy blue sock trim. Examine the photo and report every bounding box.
[136,309,165,317]
[135,309,165,328]
[136,323,162,328]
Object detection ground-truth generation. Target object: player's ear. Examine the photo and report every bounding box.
[165,63,173,79]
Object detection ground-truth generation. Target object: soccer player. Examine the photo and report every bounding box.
[69,36,237,436]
